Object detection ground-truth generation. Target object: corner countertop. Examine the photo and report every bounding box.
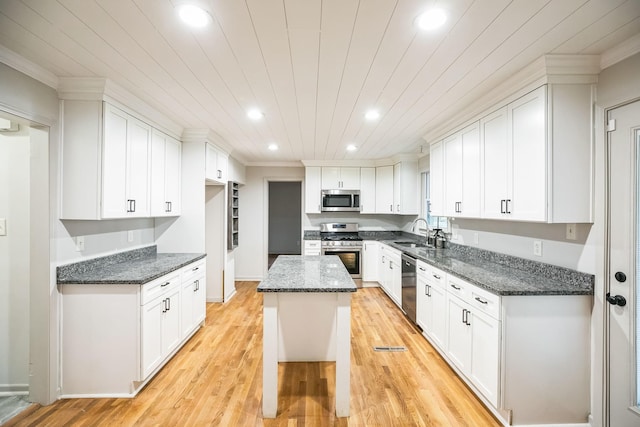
[257,255,357,293]
[303,229,594,297]
[57,246,206,285]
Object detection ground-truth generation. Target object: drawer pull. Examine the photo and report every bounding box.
[419,267,426,271]
[161,281,170,287]
[433,274,441,280]
[474,296,488,305]
[192,267,199,271]
[450,284,461,290]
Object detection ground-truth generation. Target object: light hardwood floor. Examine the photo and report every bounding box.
[6,282,500,426]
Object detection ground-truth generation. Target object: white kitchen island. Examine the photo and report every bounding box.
[257,255,357,418]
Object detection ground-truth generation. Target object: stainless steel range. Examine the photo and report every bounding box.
[320,223,362,279]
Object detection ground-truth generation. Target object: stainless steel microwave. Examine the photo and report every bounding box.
[321,189,360,212]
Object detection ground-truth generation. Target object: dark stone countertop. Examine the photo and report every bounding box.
[257,255,357,293]
[57,246,206,285]
[303,229,594,297]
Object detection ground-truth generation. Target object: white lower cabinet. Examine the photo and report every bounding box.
[141,274,181,379]
[362,241,379,282]
[304,240,321,256]
[378,244,401,307]
[60,259,206,397]
[180,260,206,340]
[414,264,590,425]
[416,261,446,350]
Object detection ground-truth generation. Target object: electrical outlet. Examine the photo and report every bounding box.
[127,230,134,242]
[533,240,542,257]
[566,223,577,240]
[0,218,6,236]
[75,236,85,252]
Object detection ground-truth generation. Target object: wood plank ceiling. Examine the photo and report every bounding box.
[0,0,639,164]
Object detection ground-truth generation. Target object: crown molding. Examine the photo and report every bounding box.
[600,33,640,70]
[0,45,59,89]
[245,161,305,168]
[57,77,183,138]
[181,128,234,154]
[422,54,601,145]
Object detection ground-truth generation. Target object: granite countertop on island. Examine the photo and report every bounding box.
[258,255,357,293]
[57,245,206,285]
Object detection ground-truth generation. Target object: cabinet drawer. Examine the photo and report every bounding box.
[141,273,180,305]
[469,285,500,320]
[424,264,446,288]
[446,275,469,301]
[304,240,320,248]
[181,260,206,284]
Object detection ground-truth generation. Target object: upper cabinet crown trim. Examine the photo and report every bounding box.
[57,77,182,140]
[423,54,600,144]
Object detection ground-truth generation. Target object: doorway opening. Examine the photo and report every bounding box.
[268,181,302,269]
[0,112,49,423]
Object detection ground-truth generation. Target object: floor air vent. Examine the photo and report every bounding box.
[373,346,407,352]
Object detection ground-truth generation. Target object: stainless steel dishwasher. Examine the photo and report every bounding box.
[401,253,417,324]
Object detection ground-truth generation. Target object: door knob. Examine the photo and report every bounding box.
[606,293,627,307]
[615,272,627,282]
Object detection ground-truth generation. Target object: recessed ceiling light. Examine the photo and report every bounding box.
[268,143,278,151]
[416,8,447,31]
[177,4,212,28]
[365,110,380,121]
[247,108,265,121]
[346,144,358,152]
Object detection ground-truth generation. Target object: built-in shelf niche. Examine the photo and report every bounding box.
[228,181,239,249]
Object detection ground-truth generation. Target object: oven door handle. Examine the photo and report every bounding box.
[321,247,363,253]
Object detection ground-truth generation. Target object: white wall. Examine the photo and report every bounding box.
[235,166,305,280]
[0,133,30,394]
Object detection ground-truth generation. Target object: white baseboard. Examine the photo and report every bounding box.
[0,384,28,395]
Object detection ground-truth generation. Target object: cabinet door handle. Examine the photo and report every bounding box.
[217,169,222,179]
[127,199,134,213]
[194,279,199,292]
[462,308,471,325]
[506,199,512,214]
[131,199,136,213]
[474,296,488,305]
[450,284,461,290]
[162,298,167,313]
[390,204,393,212]
[425,284,429,296]
[166,297,171,311]
[397,204,400,212]
[500,199,506,214]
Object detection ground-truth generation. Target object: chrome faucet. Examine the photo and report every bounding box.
[411,217,430,245]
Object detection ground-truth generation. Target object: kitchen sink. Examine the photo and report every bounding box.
[394,241,431,249]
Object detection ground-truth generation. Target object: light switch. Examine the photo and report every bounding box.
[0,218,6,236]
[75,236,85,252]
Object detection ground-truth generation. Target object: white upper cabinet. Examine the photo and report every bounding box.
[482,91,546,221]
[60,100,182,220]
[444,123,480,218]
[321,167,360,189]
[101,103,151,218]
[432,83,593,223]
[205,144,228,184]
[481,84,593,223]
[393,161,418,215]
[151,130,181,217]
[375,165,394,214]
[480,107,509,220]
[305,166,322,214]
[429,141,444,217]
[360,167,376,214]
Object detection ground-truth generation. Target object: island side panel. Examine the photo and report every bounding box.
[277,293,337,362]
[335,293,351,417]
[262,293,278,418]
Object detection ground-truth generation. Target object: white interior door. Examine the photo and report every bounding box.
[607,99,640,427]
